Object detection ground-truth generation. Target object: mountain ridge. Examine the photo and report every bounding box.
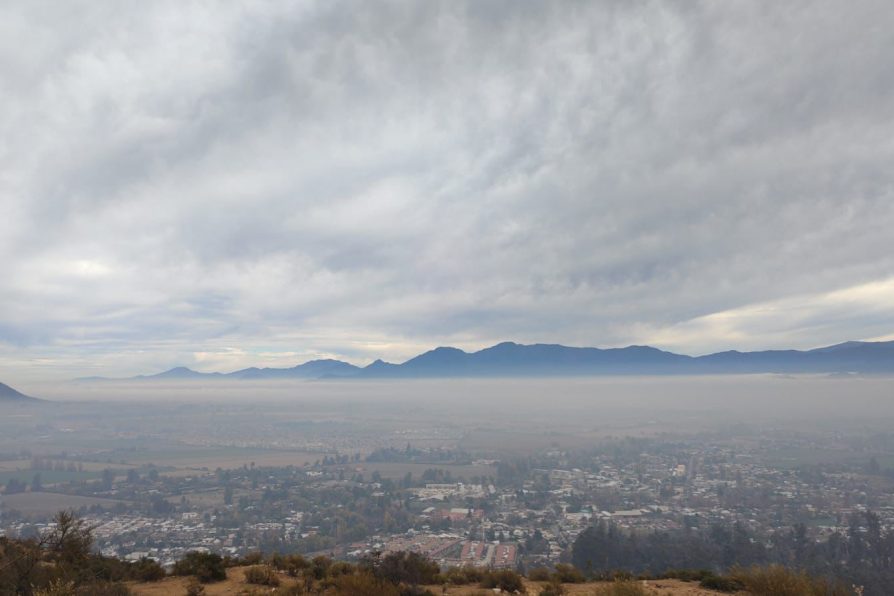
[72,339,894,381]
[0,381,38,402]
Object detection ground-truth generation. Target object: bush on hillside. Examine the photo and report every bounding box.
[442,565,485,585]
[480,568,525,593]
[730,565,850,596]
[698,572,744,592]
[538,578,567,596]
[553,563,585,583]
[172,552,227,583]
[244,564,280,586]
[332,571,400,596]
[527,567,551,581]
[130,557,166,582]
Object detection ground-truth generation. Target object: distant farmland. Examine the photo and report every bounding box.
[0,492,128,516]
[106,446,331,472]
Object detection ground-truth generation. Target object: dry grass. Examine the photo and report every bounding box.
[429,578,728,595]
[130,567,271,595]
[128,569,738,596]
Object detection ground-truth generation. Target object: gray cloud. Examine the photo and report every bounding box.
[2,1,894,382]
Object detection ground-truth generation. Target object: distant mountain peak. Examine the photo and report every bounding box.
[365,359,395,368]
[146,366,208,379]
[429,346,466,354]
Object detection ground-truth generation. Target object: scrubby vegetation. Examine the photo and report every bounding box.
[478,568,525,593]
[243,564,280,586]
[0,511,157,595]
[729,564,852,596]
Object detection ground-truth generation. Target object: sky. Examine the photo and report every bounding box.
[2,1,894,383]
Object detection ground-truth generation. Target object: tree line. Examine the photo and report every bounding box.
[573,511,894,595]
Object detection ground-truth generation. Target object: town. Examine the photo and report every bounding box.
[5,423,894,577]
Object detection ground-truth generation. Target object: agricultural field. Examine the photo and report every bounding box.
[0,491,129,516]
[0,456,137,486]
[0,469,102,485]
[109,447,330,472]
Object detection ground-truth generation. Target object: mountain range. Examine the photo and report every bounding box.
[74,339,894,382]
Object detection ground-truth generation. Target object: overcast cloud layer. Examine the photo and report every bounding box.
[2,1,894,383]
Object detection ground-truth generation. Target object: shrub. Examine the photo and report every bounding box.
[662,568,713,582]
[130,557,166,582]
[699,573,744,592]
[553,563,585,583]
[241,551,264,565]
[172,552,227,583]
[332,572,400,596]
[538,578,567,596]
[480,569,525,593]
[329,561,354,577]
[527,567,551,581]
[244,564,280,586]
[272,553,310,577]
[443,565,484,585]
[375,551,440,586]
[730,565,850,596]
[311,555,332,579]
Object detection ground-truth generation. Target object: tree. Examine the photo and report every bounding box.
[5,478,25,494]
[364,551,440,588]
[0,510,96,594]
[47,510,93,566]
[101,469,114,491]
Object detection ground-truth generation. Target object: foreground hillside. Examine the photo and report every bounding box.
[128,566,727,595]
[1,512,854,595]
